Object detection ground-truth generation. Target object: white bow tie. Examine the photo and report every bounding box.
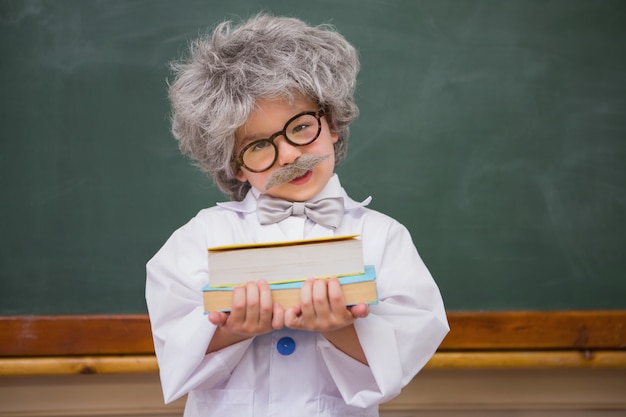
[257,195,344,229]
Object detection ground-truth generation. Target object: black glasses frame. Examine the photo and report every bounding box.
[234,109,326,173]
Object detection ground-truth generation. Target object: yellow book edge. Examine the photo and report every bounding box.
[207,234,360,252]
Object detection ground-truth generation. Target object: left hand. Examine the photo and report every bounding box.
[283,278,370,332]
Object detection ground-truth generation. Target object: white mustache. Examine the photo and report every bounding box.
[264,154,330,191]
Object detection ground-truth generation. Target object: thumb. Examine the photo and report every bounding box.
[271,303,285,330]
[208,311,229,326]
[348,303,370,319]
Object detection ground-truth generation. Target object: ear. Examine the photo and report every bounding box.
[324,114,339,144]
[235,168,248,183]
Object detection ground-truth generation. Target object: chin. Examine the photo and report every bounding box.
[267,184,318,202]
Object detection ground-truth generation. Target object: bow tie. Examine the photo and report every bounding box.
[257,195,344,229]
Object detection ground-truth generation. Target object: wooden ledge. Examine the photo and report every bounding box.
[1,311,624,375]
[428,350,626,369]
[2,350,626,376]
[0,355,159,375]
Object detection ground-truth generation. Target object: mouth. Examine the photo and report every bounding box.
[289,170,312,185]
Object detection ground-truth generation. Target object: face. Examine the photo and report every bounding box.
[235,97,338,202]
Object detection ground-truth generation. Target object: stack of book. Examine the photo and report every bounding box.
[203,235,377,312]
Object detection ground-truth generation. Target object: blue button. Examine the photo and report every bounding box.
[276,337,296,356]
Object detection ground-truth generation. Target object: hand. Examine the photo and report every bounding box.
[284,278,370,332]
[208,280,284,339]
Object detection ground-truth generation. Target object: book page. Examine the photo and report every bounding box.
[208,234,360,252]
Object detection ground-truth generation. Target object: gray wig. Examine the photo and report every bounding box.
[168,14,360,201]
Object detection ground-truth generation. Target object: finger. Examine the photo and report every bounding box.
[326,278,346,312]
[229,285,247,322]
[312,279,332,317]
[271,303,285,330]
[284,305,302,328]
[208,311,229,326]
[244,281,261,324]
[299,279,317,322]
[348,303,370,319]
[258,280,274,324]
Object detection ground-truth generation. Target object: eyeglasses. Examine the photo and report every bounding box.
[234,109,326,173]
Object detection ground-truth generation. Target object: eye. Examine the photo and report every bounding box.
[289,122,318,140]
[291,122,312,135]
[286,113,319,141]
[248,140,272,153]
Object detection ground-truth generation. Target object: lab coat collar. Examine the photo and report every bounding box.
[216,174,372,215]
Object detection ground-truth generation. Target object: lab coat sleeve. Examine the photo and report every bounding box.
[319,219,449,407]
[145,213,253,403]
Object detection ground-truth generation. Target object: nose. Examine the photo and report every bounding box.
[275,135,302,166]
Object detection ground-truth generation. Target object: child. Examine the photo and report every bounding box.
[146,13,448,417]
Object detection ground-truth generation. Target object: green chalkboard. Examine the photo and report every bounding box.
[1,0,625,314]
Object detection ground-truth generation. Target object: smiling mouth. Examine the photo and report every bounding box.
[290,170,312,184]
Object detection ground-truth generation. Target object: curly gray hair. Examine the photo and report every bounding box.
[168,14,360,201]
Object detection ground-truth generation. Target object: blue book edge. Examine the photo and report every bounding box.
[203,265,378,313]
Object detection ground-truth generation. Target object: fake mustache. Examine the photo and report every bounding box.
[265,154,331,191]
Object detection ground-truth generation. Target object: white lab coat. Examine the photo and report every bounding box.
[146,175,449,417]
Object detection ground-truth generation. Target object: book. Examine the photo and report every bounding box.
[203,265,377,312]
[207,235,364,287]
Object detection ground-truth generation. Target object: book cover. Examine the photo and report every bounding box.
[203,265,377,313]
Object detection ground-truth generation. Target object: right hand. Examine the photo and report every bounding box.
[208,280,284,338]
